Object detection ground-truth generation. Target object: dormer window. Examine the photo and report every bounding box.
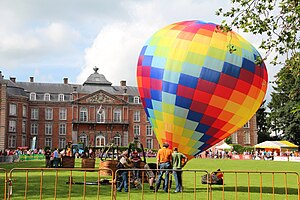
[58,94,64,101]
[30,92,36,101]
[134,96,140,104]
[44,93,50,101]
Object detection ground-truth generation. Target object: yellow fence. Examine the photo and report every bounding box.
[2,168,299,200]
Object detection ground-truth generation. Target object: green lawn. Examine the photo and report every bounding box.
[0,158,299,200]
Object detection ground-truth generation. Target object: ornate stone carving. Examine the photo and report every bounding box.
[87,93,113,103]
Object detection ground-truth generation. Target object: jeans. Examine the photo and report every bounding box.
[53,157,59,168]
[155,162,171,192]
[117,171,128,192]
[173,169,183,192]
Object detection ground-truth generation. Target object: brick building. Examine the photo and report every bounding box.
[0,68,257,151]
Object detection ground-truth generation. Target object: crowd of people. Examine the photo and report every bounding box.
[116,142,188,193]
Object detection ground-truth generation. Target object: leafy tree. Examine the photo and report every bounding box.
[267,53,300,145]
[216,0,300,65]
[256,100,272,142]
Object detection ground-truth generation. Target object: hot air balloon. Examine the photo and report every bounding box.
[137,20,268,158]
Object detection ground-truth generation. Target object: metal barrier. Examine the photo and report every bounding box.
[2,168,300,200]
[0,168,7,200]
[8,168,114,200]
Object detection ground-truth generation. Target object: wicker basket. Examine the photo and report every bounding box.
[62,157,75,168]
[99,160,118,176]
[81,158,95,168]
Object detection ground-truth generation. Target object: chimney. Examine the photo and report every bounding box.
[0,71,3,81]
[63,77,68,84]
[10,77,16,83]
[120,80,126,86]
[30,77,34,82]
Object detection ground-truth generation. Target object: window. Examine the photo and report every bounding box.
[9,120,16,132]
[146,138,153,149]
[45,137,52,148]
[134,96,140,104]
[123,132,128,147]
[95,135,106,147]
[45,108,53,120]
[44,93,50,101]
[134,125,140,136]
[59,137,66,149]
[45,123,52,135]
[59,123,66,135]
[22,105,27,117]
[243,121,250,128]
[231,132,238,144]
[30,92,36,101]
[79,107,88,122]
[9,104,17,116]
[58,94,64,101]
[22,121,26,133]
[114,135,121,146]
[146,125,153,136]
[244,131,251,144]
[59,108,67,120]
[79,134,88,146]
[96,107,105,123]
[113,109,121,122]
[31,123,38,135]
[8,135,16,148]
[22,135,26,147]
[31,108,39,120]
[133,111,140,122]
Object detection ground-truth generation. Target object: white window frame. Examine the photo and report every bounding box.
[30,92,36,101]
[96,109,105,123]
[134,96,140,104]
[59,123,66,135]
[9,104,17,116]
[22,134,26,147]
[22,105,27,117]
[244,131,251,144]
[22,121,26,133]
[243,121,250,128]
[95,135,106,147]
[231,132,238,144]
[8,135,16,148]
[59,137,66,149]
[9,120,16,132]
[59,108,67,120]
[58,94,64,101]
[44,93,51,101]
[45,123,52,135]
[114,135,121,146]
[31,123,38,135]
[79,107,88,122]
[146,125,153,136]
[45,108,53,120]
[134,125,140,136]
[79,134,88,146]
[113,109,121,122]
[133,111,140,122]
[45,137,52,148]
[146,138,153,149]
[31,108,39,120]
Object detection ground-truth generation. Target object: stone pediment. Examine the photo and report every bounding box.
[79,90,126,104]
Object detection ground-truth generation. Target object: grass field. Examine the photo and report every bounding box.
[0,158,299,200]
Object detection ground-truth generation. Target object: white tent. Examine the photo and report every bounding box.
[215,143,233,150]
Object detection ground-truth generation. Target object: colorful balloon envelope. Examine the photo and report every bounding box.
[137,20,268,158]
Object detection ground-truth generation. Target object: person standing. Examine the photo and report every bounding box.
[117,151,133,192]
[53,148,59,168]
[172,147,188,193]
[44,149,51,168]
[155,142,172,192]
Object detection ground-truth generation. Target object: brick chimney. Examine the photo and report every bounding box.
[10,77,16,83]
[63,77,68,84]
[120,80,126,86]
[0,71,3,81]
[30,77,34,82]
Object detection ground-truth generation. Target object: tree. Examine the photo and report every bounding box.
[216,0,299,65]
[267,53,300,145]
[256,101,272,143]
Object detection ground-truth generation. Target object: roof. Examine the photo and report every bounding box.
[254,141,298,149]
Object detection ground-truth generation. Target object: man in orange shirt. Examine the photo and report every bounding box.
[155,142,173,192]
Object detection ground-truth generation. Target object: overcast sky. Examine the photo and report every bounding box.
[0,0,281,101]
